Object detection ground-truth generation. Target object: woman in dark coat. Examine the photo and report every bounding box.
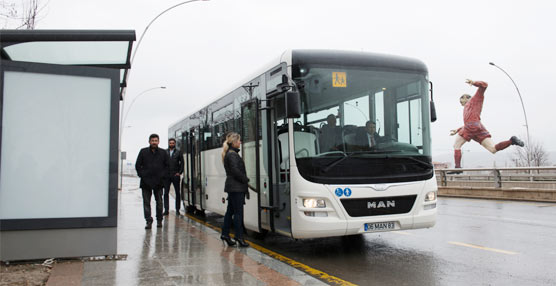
[220,132,249,247]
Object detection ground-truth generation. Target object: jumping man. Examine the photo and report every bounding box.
[450,79,524,169]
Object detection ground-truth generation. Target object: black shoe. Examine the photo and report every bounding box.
[175,210,181,216]
[163,211,169,216]
[157,221,163,228]
[145,222,152,229]
[220,235,236,246]
[235,238,249,248]
[510,136,525,147]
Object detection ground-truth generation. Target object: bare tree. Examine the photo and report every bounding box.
[0,1,18,28]
[1,0,46,29]
[512,136,551,167]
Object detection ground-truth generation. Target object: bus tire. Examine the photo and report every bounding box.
[195,209,206,217]
[247,229,268,240]
[186,205,195,214]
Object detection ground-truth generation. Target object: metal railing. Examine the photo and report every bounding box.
[436,167,556,190]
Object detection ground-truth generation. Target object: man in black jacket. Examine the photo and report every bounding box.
[163,138,184,216]
[135,134,169,229]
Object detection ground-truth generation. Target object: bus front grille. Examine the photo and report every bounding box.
[340,195,417,217]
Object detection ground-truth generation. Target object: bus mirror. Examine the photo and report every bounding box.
[429,81,437,122]
[286,92,301,118]
[430,101,437,122]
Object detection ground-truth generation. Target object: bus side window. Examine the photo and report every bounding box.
[277,133,289,171]
[293,131,317,158]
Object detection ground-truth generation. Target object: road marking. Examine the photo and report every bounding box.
[392,231,414,235]
[185,213,356,286]
[448,241,518,255]
[537,204,556,208]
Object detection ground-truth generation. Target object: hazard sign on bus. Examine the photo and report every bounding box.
[332,72,347,87]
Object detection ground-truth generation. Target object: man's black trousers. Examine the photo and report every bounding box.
[142,187,163,223]
[163,175,181,213]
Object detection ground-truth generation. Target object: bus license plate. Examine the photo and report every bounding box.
[364,222,395,232]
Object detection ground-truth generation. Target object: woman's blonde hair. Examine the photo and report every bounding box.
[222,132,241,162]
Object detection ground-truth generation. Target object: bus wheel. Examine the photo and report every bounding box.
[195,209,206,217]
[246,229,268,240]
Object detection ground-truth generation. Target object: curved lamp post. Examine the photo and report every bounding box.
[119,86,165,187]
[118,0,209,189]
[489,62,530,166]
[121,0,208,104]
[122,86,166,133]
[120,0,209,130]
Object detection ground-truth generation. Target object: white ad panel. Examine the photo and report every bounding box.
[0,71,111,219]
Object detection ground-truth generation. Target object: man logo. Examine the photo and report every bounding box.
[367,200,395,209]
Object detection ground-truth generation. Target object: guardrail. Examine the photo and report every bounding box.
[435,167,556,202]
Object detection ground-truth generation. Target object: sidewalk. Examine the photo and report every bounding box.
[47,177,326,286]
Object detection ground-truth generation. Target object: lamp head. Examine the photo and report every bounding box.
[489,62,495,66]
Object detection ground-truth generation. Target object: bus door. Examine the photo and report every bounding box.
[194,126,204,212]
[185,129,196,212]
[241,99,262,232]
[268,94,292,236]
[181,131,191,211]
[188,127,203,213]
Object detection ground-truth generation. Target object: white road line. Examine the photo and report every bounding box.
[448,241,519,255]
[443,212,556,228]
[392,231,413,235]
[537,204,556,208]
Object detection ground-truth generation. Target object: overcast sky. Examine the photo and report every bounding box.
[8,0,556,166]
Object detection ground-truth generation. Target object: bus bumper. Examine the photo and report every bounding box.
[292,205,437,239]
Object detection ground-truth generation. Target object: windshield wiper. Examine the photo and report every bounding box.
[367,150,402,154]
[404,156,434,169]
[322,152,357,173]
[372,155,433,169]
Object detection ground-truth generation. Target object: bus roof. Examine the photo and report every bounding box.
[169,49,428,133]
[292,49,428,73]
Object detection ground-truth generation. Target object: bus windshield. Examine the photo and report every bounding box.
[291,65,433,184]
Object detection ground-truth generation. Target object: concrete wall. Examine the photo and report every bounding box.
[438,187,556,203]
[0,227,116,261]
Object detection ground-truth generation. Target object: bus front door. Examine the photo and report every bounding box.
[268,94,292,237]
[241,99,262,232]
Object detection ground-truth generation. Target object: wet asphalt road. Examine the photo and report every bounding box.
[198,198,556,286]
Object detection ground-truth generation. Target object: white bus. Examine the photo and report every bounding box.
[169,50,437,239]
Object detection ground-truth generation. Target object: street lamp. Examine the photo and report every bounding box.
[122,86,166,132]
[119,86,166,188]
[489,62,530,166]
[118,0,209,189]
[121,0,209,104]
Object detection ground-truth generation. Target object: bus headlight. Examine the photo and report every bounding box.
[425,191,437,202]
[303,198,326,208]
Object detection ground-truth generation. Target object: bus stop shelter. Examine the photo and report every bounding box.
[0,30,135,261]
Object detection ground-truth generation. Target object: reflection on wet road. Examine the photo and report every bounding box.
[198,198,556,285]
